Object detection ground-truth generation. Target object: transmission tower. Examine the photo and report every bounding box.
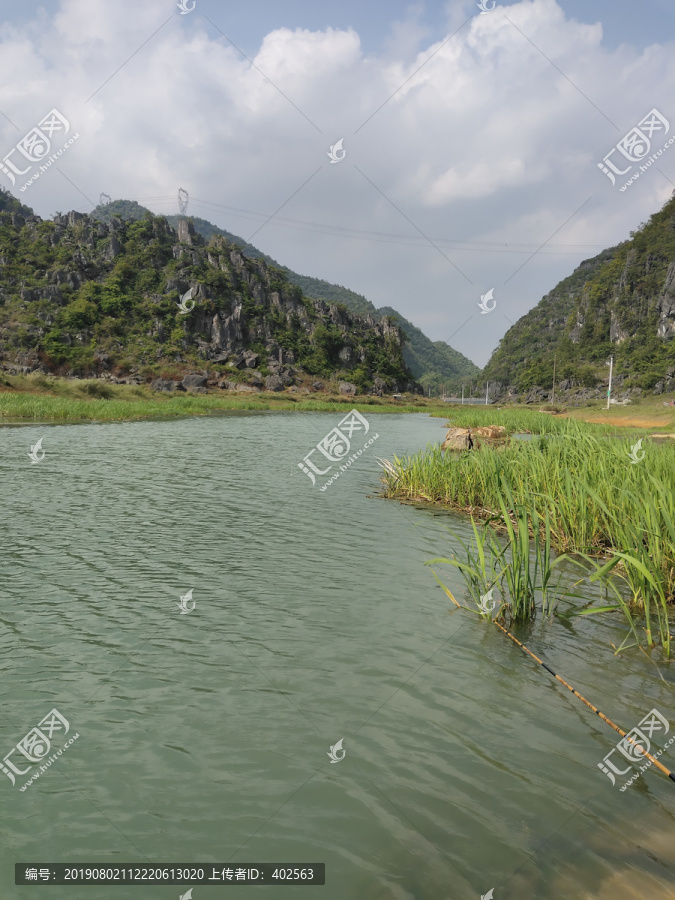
[178,188,189,216]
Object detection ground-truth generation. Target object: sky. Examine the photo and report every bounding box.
[0,0,674,368]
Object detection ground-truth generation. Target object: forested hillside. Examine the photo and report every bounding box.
[483,194,675,394]
[0,193,415,392]
[89,201,479,388]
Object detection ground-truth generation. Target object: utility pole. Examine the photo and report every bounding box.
[607,355,613,409]
[485,382,489,405]
[552,355,556,403]
[461,384,464,405]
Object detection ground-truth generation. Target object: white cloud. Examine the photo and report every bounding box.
[0,0,673,366]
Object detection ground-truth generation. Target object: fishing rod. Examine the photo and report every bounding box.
[491,618,675,784]
[440,581,674,784]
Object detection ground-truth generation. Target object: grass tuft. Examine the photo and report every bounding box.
[382,417,675,655]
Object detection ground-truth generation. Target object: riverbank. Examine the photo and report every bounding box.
[0,373,446,422]
[427,396,675,434]
[2,373,674,425]
[379,415,675,653]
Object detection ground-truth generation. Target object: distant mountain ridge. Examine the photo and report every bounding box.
[0,191,415,391]
[482,193,675,396]
[89,200,479,388]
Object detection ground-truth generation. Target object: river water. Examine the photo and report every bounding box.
[1,411,674,899]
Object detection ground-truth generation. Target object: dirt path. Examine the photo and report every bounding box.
[576,414,675,428]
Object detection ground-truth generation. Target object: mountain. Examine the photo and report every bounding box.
[88,200,479,388]
[0,192,417,392]
[0,187,36,219]
[374,306,479,392]
[482,193,675,397]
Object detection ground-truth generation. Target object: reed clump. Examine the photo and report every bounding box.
[426,476,584,624]
[381,418,675,656]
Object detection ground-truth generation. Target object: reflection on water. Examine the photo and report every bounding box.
[0,412,672,899]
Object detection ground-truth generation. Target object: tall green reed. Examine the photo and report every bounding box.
[569,474,675,657]
[383,420,675,654]
[426,476,583,623]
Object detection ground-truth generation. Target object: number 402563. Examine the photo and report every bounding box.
[272,868,314,880]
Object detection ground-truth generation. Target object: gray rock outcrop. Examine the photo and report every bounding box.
[339,381,357,395]
[182,373,207,390]
[265,375,285,392]
[150,378,175,391]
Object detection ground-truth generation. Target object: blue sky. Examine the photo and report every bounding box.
[1,0,674,367]
[1,0,672,56]
[213,0,673,57]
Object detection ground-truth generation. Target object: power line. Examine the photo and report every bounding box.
[127,194,608,255]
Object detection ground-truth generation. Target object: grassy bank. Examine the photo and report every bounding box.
[2,374,674,426]
[379,421,674,534]
[427,399,675,435]
[380,418,675,651]
[427,406,614,435]
[0,374,448,422]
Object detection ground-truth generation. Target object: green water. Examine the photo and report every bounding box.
[1,412,673,899]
